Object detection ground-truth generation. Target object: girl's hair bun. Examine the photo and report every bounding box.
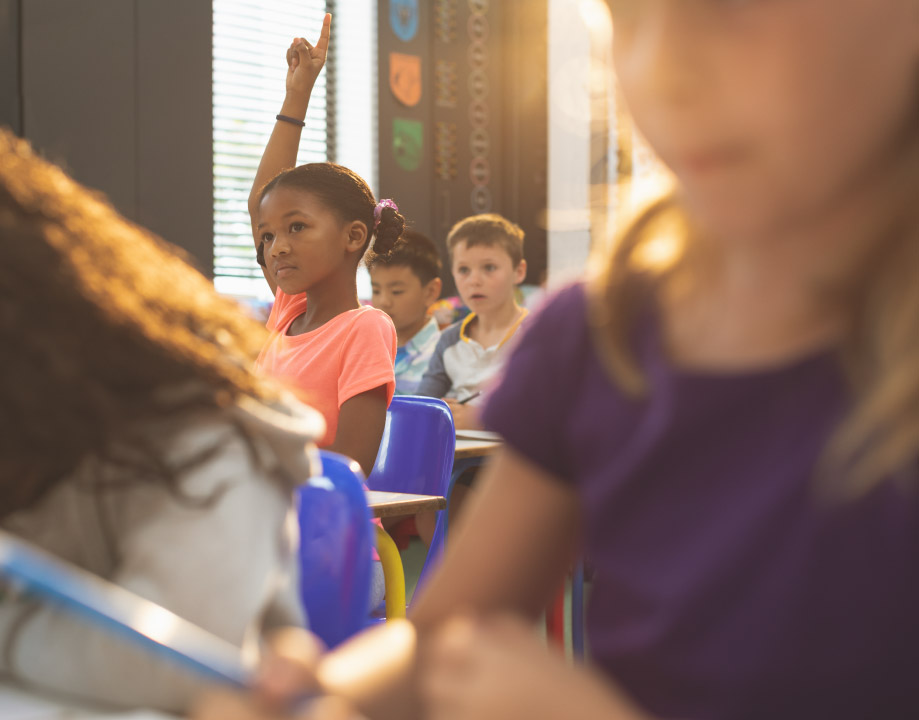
[371,205,405,259]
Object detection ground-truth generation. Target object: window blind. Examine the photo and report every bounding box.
[212,0,330,300]
[329,0,377,300]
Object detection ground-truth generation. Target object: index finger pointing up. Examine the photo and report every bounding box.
[314,12,331,55]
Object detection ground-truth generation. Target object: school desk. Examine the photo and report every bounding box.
[364,436,500,619]
[365,491,446,519]
[454,431,502,462]
[364,490,447,619]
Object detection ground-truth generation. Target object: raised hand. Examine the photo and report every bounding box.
[286,13,331,99]
[249,11,331,294]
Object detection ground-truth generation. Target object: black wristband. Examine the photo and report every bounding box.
[276,114,305,127]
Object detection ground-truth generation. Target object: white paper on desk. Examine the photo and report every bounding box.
[455,430,502,442]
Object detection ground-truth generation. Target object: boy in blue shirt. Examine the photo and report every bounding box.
[369,230,444,395]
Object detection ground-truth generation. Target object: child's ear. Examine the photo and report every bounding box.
[345,221,369,254]
[423,277,443,306]
[513,258,527,285]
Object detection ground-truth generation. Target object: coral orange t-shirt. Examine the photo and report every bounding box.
[255,289,397,447]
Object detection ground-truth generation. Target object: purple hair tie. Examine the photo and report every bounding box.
[373,199,399,230]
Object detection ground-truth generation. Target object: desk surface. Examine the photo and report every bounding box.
[454,437,501,461]
[365,491,447,518]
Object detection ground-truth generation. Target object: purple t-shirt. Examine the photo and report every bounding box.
[481,283,919,720]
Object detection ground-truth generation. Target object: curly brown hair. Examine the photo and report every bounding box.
[0,130,279,517]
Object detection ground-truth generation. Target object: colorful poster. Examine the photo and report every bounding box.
[389,53,422,107]
[390,0,419,42]
[393,118,423,172]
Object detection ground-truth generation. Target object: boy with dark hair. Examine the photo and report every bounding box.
[369,229,444,395]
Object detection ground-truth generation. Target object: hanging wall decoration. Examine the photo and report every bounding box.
[467,0,491,213]
[435,122,459,180]
[435,0,458,43]
[435,60,458,109]
[393,118,424,171]
[390,0,419,42]
[390,53,422,107]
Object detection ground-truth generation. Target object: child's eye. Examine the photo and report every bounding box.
[261,232,275,243]
[483,264,496,272]
[290,222,306,233]
[392,291,404,297]
[456,266,470,275]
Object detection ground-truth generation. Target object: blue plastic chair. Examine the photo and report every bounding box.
[367,396,455,589]
[296,450,373,649]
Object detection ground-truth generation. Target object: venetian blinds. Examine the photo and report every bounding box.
[213,0,330,300]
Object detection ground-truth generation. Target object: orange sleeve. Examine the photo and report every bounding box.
[337,310,397,408]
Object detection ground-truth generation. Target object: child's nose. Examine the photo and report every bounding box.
[269,235,290,256]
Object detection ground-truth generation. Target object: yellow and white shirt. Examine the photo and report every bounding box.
[416,310,528,403]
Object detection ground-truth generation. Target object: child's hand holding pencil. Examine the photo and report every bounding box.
[444,393,483,431]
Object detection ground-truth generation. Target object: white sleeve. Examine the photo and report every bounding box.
[0,427,302,713]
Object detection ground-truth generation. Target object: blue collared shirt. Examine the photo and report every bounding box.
[394,316,442,395]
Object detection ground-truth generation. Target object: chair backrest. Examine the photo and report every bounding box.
[367,396,455,587]
[367,396,455,497]
[296,451,372,649]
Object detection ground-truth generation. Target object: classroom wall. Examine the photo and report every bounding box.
[377,0,549,294]
[2,0,214,275]
[0,1,20,134]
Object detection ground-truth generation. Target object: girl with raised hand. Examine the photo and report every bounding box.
[197,0,919,718]
[250,13,401,477]
[0,129,322,714]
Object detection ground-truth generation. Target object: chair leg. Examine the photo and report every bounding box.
[571,561,585,660]
[417,508,446,591]
[417,457,479,589]
[545,583,566,650]
[374,525,406,619]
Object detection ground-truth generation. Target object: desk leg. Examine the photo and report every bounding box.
[374,525,406,619]
[447,456,487,509]
[572,561,585,660]
[416,456,492,592]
